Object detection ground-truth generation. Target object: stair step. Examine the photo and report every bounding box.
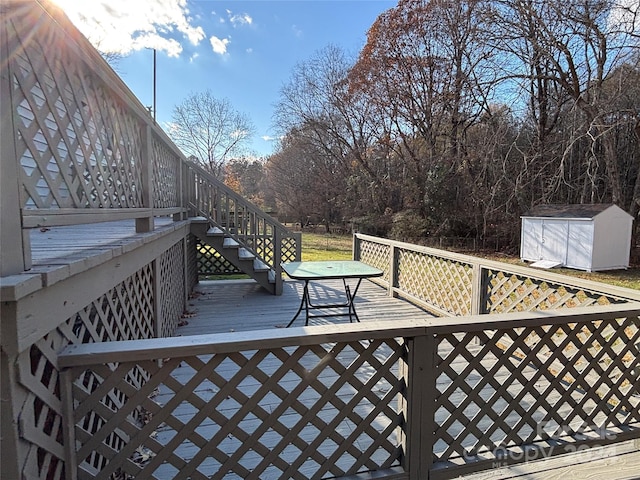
[223,237,240,248]
[207,227,224,236]
[268,270,276,283]
[253,259,269,272]
[238,248,255,260]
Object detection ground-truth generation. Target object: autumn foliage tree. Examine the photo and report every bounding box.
[270,0,640,249]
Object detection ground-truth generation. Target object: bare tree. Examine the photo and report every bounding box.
[274,45,396,217]
[348,0,496,231]
[491,0,640,206]
[170,90,254,177]
[266,129,347,229]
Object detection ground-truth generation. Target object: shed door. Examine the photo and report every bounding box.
[541,220,568,263]
[565,221,593,270]
[521,218,543,260]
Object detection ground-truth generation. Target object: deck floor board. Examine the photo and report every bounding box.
[177,278,429,335]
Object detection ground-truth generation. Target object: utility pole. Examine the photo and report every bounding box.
[153,48,156,123]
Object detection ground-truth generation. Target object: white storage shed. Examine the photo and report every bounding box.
[520,204,633,272]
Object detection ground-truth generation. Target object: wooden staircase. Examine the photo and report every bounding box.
[190,218,279,294]
[185,161,301,295]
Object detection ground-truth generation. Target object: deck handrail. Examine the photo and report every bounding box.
[58,303,640,479]
[1,1,301,278]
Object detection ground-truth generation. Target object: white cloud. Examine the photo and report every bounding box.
[52,0,205,57]
[210,36,230,55]
[291,24,303,38]
[228,11,253,27]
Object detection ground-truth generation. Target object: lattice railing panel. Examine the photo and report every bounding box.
[65,339,405,480]
[280,235,300,264]
[158,242,186,338]
[485,269,629,314]
[9,20,145,211]
[152,137,180,209]
[358,240,391,283]
[397,251,473,316]
[245,235,275,265]
[432,314,640,467]
[197,241,241,276]
[16,265,157,480]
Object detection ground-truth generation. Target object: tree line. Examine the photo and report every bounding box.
[176,0,640,252]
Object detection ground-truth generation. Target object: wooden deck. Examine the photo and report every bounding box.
[174,279,640,480]
[177,278,429,335]
[23,222,640,479]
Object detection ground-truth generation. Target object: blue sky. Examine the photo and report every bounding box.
[53,0,398,157]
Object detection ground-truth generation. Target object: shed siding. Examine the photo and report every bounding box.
[591,209,633,271]
[520,218,542,261]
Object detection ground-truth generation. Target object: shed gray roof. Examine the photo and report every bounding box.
[522,204,615,219]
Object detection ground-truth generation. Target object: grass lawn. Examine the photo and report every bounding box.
[300,232,639,290]
[301,233,353,261]
[204,231,640,290]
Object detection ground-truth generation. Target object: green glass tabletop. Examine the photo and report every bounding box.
[281,261,383,280]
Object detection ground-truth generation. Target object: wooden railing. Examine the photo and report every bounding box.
[5,3,639,480]
[58,302,640,479]
[1,1,189,276]
[185,161,302,280]
[2,1,301,281]
[46,232,639,480]
[1,4,299,480]
[354,233,640,316]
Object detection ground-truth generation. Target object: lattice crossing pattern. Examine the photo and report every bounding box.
[152,138,181,209]
[485,269,629,314]
[66,339,406,479]
[17,266,156,480]
[158,242,186,337]
[358,241,391,283]
[397,250,473,316]
[432,315,640,469]
[197,241,242,275]
[9,19,145,210]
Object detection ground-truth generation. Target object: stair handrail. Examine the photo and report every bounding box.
[184,160,301,274]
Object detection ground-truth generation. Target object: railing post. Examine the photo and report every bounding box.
[60,367,79,480]
[1,347,21,480]
[400,332,436,479]
[471,263,488,315]
[1,23,31,275]
[295,232,302,261]
[352,234,361,261]
[174,154,185,221]
[389,244,397,297]
[136,124,154,233]
[274,228,283,295]
[152,257,163,337]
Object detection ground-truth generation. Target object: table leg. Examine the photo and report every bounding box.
[344,278,363,323]
[286,280,310,327]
